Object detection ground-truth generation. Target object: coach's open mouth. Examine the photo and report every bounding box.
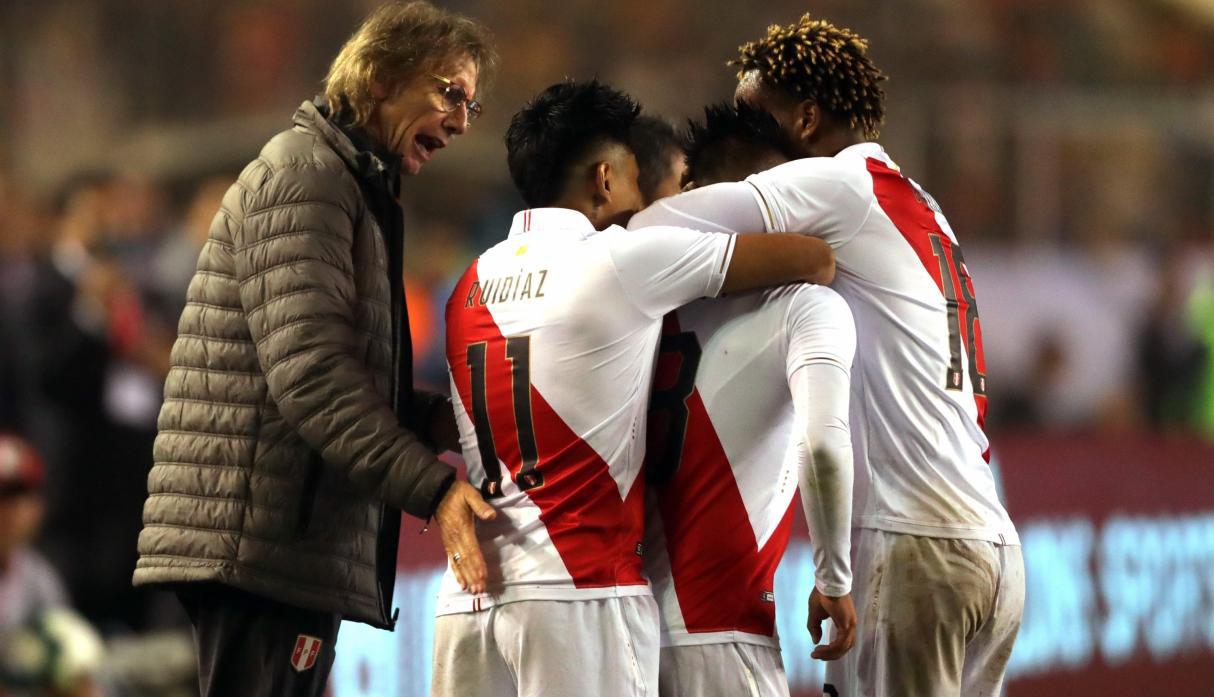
[415,134,447,161]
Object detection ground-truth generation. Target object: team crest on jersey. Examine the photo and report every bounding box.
[290,635,323,672]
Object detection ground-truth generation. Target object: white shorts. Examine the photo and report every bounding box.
[431,595,660,697]
[658,642,789,697]
[824,529,1025,697]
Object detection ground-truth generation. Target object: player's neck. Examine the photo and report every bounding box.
[807,128,867,158]
[549,194,595,226]
[550,194,626,231]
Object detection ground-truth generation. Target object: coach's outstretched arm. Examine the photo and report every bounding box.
[720,233,835,293]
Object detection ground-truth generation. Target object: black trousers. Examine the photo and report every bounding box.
[178,584,341,697]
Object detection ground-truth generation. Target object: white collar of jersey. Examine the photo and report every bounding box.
[508,208,595,239]
[836,141,885,160]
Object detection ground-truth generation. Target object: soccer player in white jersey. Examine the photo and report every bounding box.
[634,103,858,697]
[431,80,838,697]
[630,16,1025,697]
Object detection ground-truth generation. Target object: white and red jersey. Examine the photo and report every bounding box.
[640,285,856,649]
[631,143,1018,545]
[438,207,736,615]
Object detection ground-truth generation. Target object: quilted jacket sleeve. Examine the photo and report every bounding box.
[232,163,455,519]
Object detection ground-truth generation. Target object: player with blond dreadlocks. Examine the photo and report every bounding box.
[631,14,1024,697]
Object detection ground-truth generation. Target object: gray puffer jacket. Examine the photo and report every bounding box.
[134,100,454,627]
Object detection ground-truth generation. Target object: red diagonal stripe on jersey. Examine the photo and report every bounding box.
[446,261,646,588]
[865,158,989,455]
[649,315,794,637]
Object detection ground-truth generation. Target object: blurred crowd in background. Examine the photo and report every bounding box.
[0,0,1212,694]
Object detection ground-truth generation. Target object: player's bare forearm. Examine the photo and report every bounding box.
[721,234,835,294]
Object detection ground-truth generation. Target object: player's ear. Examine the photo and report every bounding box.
[370,80,391,101]
[592,160,612,204]
[797,100,821,143]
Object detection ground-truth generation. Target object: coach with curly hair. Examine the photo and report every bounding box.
[132,3,498,695]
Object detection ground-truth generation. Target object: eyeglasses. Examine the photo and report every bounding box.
[432,74,482,122]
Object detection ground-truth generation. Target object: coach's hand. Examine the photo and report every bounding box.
[808,588,857,660]
[435,481,497,594]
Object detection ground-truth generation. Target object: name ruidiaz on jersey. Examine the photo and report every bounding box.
[462,268,549,308]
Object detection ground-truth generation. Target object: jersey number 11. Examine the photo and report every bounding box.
[466,336,544,498]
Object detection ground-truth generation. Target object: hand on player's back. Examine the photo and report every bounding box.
[808,587,857,661]
[435,481,498,595]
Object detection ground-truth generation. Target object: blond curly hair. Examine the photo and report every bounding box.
[732,13,887,139]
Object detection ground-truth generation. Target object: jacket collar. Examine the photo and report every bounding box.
[293,98,402,196]
[507,208,597,239]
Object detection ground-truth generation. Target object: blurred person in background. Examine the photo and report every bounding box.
[0,434,66,631]
[991,334,1069,430]
[1190,267,1214,436]
[131,2,499,696]
[0,434,105,697]
[630,114,687,205]
[150,177,234,322]
[11,171,174,634]
[89,174,177,635]
[1136,248,1208,432]
[0,179,42,432]
[15,174,132,630]
[0,608,106,697]
[403,224,471,390]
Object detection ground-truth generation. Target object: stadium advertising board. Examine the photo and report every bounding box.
[330,435,1214,697]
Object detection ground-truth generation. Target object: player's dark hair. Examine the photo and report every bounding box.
[685,102,796,185]
[629,115,685,203]
[731,13,887,139]
[506,80,641,207]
